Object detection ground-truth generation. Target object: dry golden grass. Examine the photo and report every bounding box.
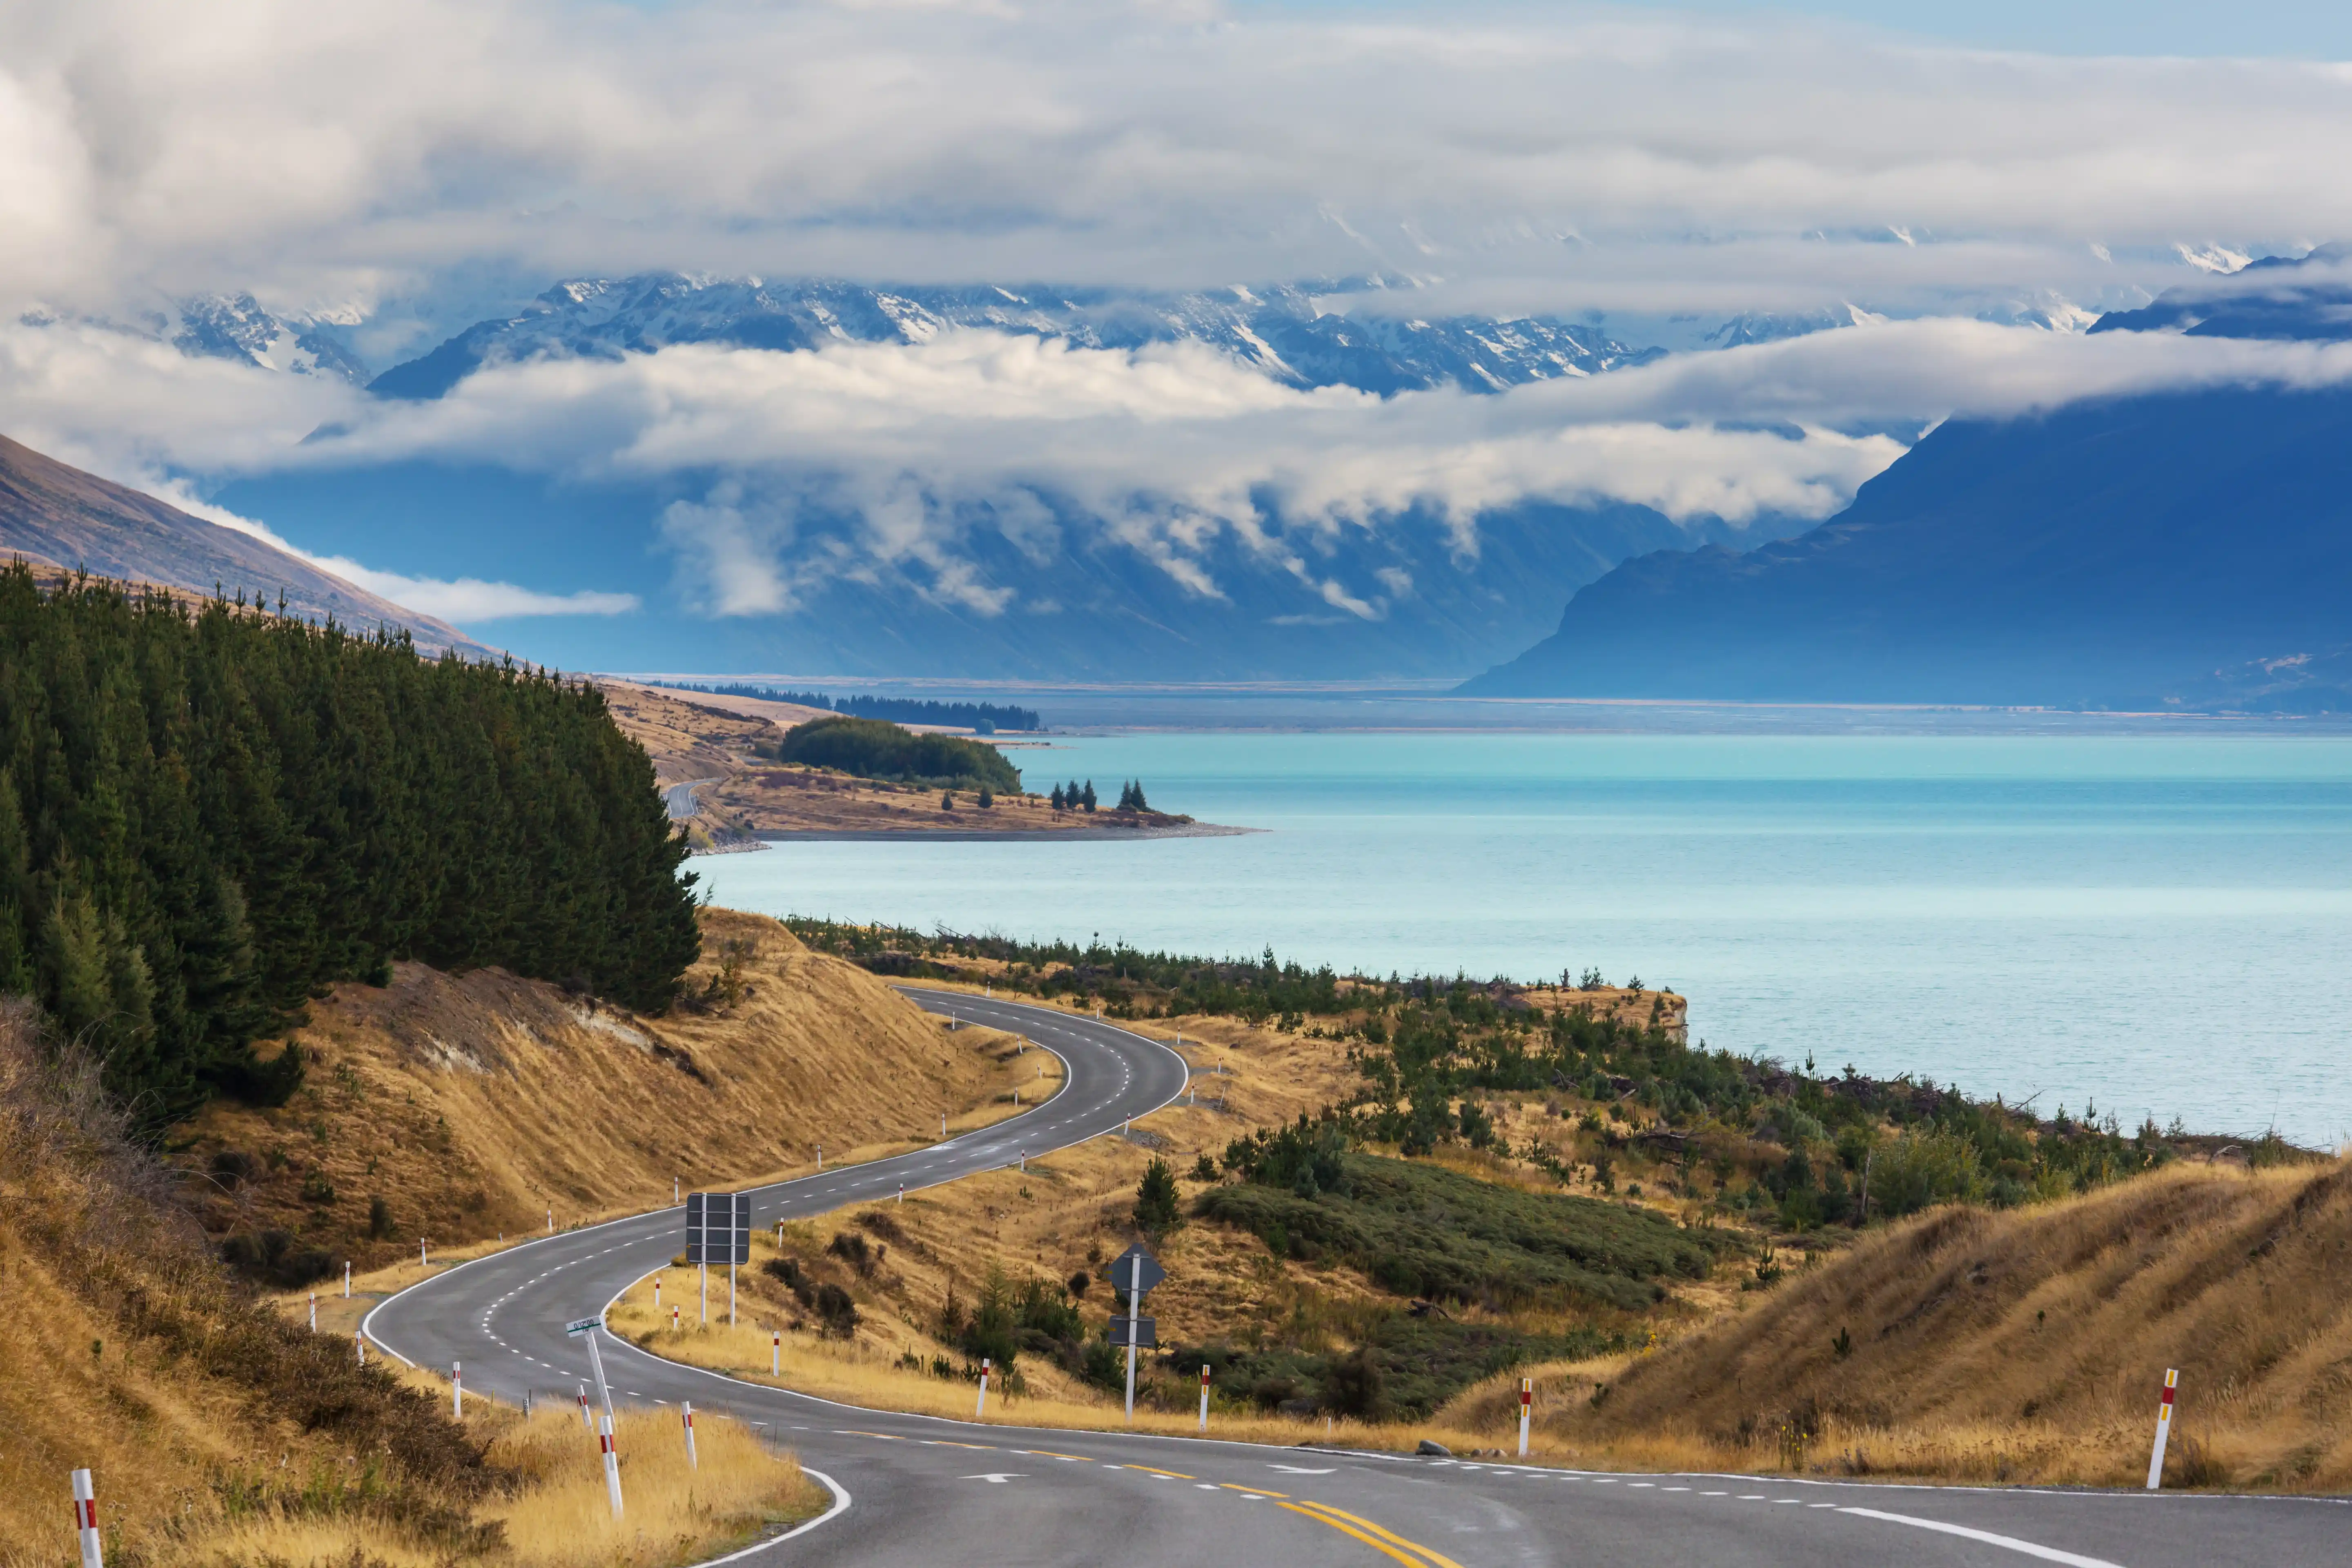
[187,909,1031,1277]
[1433,1158,2352,1489]
[188,1399,822,1568]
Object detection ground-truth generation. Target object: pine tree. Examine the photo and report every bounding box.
[976,787,993,809]
[1081,780,1097,812]
[1049,784,1065,811]
[0,567,700,1130]
[1130,780,1149,812]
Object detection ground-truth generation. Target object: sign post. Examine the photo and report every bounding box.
[567,1317,615,1424]
[1108,1243,1165,1423]
[688,1192,750,1327]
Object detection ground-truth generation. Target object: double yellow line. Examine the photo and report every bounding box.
[1277,1497,1466,1568]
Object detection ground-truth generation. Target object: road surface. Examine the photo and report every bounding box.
[664,776,724,820]
[363,990,2345,1567]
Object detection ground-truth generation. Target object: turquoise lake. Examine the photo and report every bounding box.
[692,733,2352,1147]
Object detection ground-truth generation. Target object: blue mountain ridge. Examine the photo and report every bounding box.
[213,271,1805,679]
[1461,250,2352,713]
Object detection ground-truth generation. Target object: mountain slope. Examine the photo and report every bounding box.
[0,433,495,657]
[1465,252,2352,711]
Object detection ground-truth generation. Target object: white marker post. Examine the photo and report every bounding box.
[655,1276,662,1311]
[598,1413,625,1519]
[897,1183,904,1205]
[1124,1252,1142,1423]
[1518,1377,1533,1457]
[547,1207,554,1234]
[355,1332,365,1367]
[772,1330,781,1376]
[817,1145,822,1172]
[976,1357,992,1418]
[452,1361,462,1418]
[308,1292,316,1330]
[71,1468,102,1568]
[1198,1365,1211,1432]
[681,1401,698,1468]
[343,1261,351,1298]
[420,1239,428,1268]
[577,1383,592,1431]
[942,1112,948,1138]
[675,1176,680,1203]
[2146,1368,2179,1489]
[672,1306,680,1332]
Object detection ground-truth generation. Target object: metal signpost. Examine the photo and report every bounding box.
[566,1317,623,1518]
[1107,1243,1165,1422]
[686,1192,752,1325]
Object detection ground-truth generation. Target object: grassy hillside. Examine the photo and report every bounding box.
[0,997,817,1568]
[183,909,1031,1283]
[1450,1160,2352,1489]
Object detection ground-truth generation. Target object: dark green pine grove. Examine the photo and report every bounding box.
[0,569,700,1129]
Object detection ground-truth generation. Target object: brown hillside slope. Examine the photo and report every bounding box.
[0,431,497,658]
[182,909,1028,1272]
[1465,1160,2352,1489]
[0,1004,495,1568]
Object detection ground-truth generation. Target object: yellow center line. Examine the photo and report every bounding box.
[1293,1500,1468,1568]
[1120,1464,1197,1479]
[921,1440,997,1450]
[1018,1450,1096,1462]
[837,1430,903,1441]
[1220,1483,1290,1498]
[1277,1501,1428,1568]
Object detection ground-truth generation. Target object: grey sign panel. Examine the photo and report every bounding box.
[686,1192,751,1264]
[564,1317,600,1337]
[1109,1316,1156,1348]
[1107,1243,1164,1295]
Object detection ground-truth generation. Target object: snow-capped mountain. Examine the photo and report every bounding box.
[169,294,372,382]
[364,274,1663,399]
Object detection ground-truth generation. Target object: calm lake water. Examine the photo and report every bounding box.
[694,733,2352,1146]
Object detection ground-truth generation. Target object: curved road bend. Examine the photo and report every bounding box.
[365,990,2343,1568]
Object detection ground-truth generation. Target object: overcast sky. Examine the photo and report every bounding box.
[1,0,2344,623]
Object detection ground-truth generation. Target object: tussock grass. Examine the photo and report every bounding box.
[187,909,1034,1279]
[1439,1159,2352,1490]
[194,1403,820,1568]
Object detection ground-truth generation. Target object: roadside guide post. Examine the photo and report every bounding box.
[976,1356,992,1418]
[2147,1369,2180,1489]
[773,1330,781,1375]
[681,1401,698,1468]
[452,1361,462,1418]
[1199,1364,1211,1432]
[1519,1377,1533,1457]
[1107,1243,1165,1423]
[597,1413,624,1519]
[576,1381,591,1430]
[72,1467,102,1568]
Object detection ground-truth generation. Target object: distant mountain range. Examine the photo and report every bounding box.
[0,435,494,659]
[1466,251,2352,712]
[361,273,1663,401]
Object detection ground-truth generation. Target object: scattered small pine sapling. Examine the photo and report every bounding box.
[1831,1325,1853,1359]
[1133,1156,1182,1234]
[976,786,993,809]
[1189,1153,1218,1182]
[941,789,955,811]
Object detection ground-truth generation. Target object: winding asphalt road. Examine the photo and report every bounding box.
[363,990,2344,1567]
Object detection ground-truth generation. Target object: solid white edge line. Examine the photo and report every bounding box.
[1837,1507,2125,1568]
[688,1467,851,1564]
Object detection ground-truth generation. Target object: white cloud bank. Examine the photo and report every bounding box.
[2,0,2349,322]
